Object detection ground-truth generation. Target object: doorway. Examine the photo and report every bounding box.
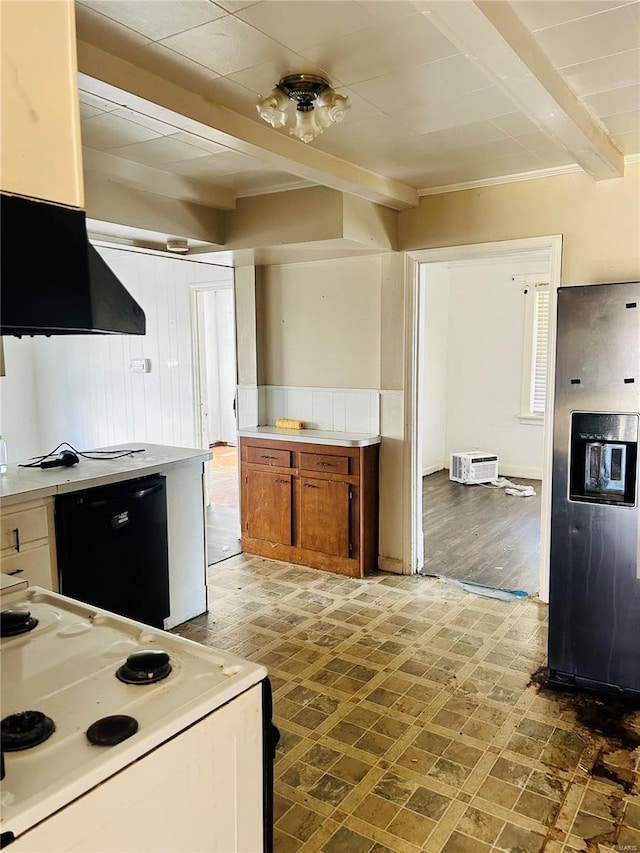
[406,236,563,602]
[419,256,548,594]
[193,285,242,565]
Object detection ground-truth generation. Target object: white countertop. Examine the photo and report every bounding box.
[237,427,381,447]
[0,443,212,503]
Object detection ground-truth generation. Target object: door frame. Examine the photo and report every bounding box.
[404,235,563,602]
[191,281,238,452]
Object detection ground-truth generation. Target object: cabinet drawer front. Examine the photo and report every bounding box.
[299,453,349,475]
[1,505,48,551]
[1,544,54,590]
[246,446,292,468]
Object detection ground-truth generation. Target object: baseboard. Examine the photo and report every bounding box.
[431,463,543,481]
[422,463,444,477]
[378,556,405,574]
[498,465,543,481]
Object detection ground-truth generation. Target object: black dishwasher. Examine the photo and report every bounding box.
[55,475,170,629]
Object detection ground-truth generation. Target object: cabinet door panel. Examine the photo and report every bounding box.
[299,478,350,557]
[246,470,292,545]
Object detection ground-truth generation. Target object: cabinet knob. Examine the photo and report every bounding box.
[303,483,319,489]
[317,461,333,467]
[13,527,20,553]
[275,478,288,485]
[261,455,276,460]
[7,568,24,576]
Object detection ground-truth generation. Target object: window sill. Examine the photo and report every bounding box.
[518,414,545,426]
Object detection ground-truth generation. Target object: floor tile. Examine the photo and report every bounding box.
[173,556,640,853]
[454,805,504,843]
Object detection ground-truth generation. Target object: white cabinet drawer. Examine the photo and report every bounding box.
[1,505,49,551]
[1,544,56,590]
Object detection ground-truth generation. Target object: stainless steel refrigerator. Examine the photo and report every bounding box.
[549,281,640,697]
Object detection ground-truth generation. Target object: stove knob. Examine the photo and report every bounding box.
[116,649,171,685]
[126,650,170,674]
[0,610,37,637]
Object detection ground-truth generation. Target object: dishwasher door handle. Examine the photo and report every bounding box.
[83,484,163,510]
[130,484,164,500]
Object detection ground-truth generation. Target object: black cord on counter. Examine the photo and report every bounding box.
[18,442,146,468]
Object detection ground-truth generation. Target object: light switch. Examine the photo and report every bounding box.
[130,358,151,373]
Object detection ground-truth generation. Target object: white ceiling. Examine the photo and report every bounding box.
[76,0,640,226]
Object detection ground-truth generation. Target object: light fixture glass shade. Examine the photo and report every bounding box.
[256,74,350,143]
[292,109,321,144]
[256,87,289,128]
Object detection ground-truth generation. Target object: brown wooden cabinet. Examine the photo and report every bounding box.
[245,469,293,545]
[239,437,379,578]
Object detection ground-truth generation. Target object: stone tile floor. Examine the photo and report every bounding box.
[174,554,640,853]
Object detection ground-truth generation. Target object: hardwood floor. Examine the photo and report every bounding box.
[422,469,541,594]
[206,445,242,565]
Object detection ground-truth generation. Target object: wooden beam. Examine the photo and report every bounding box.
[413,0,624,180]
[76,41,419,211]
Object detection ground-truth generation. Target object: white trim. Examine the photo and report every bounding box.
[89,239,232,266]
[404,254,423,575]
[418,164,584,196]
[258,384,381,394]
[406,235,563,602]
[423,464,444,477]
[499,465,543,481]
[518,415,545,426]
[378,557,405,574]
[417,154,640,197]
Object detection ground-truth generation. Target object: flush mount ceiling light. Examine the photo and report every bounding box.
[256,74,350,144]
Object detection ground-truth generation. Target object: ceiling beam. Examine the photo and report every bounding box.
[412,0,624,180]
[84,173,225,244]
[82,148,237,210]
[76,41,419,211]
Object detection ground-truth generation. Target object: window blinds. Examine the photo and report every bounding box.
[531,284,550,414]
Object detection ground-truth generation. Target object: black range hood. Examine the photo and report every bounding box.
[1,193,145,336]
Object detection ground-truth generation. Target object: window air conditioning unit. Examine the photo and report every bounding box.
[449,451,499,484]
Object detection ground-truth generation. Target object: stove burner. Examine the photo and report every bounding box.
[87,715,138,746]
[1,609,39,637]
[1,711,55,751]
[116,650,172,685]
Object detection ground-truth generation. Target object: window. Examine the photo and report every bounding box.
[530,285,550,414]
[517,276,550,420]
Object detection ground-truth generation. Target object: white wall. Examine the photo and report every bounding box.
[16,248,233,459]
[0,336,42,461]
[421,255,548,480]
[420,264,449,475]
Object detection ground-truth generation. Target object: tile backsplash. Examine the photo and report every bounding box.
[237,385,380,434]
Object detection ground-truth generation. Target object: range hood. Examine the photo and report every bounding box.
[1,193,145,336]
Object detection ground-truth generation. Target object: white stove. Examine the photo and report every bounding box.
[0,586,273,852]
